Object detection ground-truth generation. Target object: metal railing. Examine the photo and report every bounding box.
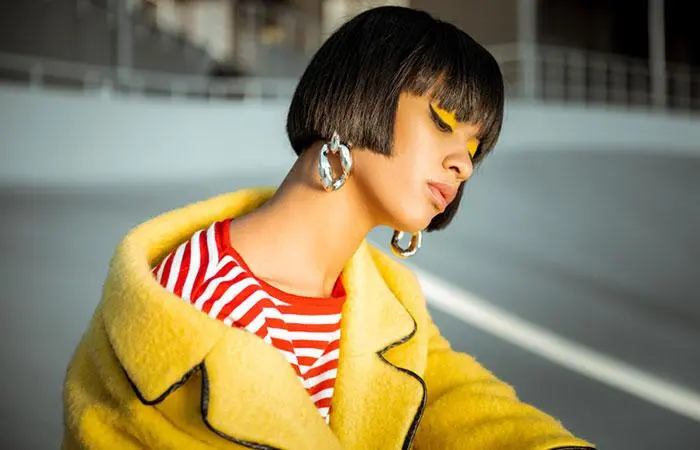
[492,43,700,114]
[1,43,699,114]
[0,51,298,101]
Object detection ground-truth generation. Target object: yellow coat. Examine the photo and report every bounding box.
[62,187,595,450]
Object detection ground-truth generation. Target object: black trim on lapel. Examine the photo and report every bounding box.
[550,447,597,449]
[377,314,427,450]
[127,364,200,406]
[122,358,283,450]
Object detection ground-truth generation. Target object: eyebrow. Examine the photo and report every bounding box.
[430,103,481,158]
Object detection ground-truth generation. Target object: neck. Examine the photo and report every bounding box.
[228,147,375,297]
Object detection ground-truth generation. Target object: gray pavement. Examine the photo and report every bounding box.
[411,151,700,392]
[1,150,698,449]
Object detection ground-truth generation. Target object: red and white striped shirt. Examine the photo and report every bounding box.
[152,218,345,423]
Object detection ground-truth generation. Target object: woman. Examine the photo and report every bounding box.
[62,6,595,450]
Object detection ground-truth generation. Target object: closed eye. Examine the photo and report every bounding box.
[429,105,453,133]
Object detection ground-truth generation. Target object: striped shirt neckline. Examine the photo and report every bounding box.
[218,217,346,307]
[152,218,346,424]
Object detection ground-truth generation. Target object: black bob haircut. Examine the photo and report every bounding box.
[286,6,504,232]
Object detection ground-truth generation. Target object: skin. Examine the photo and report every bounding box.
[228,91,481,298]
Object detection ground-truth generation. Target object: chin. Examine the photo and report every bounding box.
[391,209,434,233]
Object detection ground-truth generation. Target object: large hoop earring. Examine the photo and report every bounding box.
[390,230,422,259]
[318,131,353,192]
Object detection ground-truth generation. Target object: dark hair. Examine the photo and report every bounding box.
[286,6,504,231]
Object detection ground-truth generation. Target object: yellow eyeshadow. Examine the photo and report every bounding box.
[467,137,480,158]
[430,103,458,131]
[430,102,480,158]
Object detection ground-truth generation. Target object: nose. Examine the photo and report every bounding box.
[443,152,473,182]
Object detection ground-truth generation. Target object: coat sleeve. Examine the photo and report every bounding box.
[413,319,596,450]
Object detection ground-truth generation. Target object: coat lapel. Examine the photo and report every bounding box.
[201,326,341,449]
[329,243,427,450]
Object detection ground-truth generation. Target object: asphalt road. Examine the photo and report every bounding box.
[1,150,698,449]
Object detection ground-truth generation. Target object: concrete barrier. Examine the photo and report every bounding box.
[1,85,698,185]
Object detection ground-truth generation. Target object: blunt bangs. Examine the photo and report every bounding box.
[286,6,505,231]
[399,26,505,167]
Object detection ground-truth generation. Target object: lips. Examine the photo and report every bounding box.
[427,181,458,210]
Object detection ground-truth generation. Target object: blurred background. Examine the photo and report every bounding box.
[0,0,698,449]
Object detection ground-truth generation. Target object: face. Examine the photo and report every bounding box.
[352,92,481,232]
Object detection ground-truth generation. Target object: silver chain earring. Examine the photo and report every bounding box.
[390,230,423,259]
[319,132,353,192]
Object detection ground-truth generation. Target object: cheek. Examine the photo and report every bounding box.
[396,115,443,164]
[392,138,439,188]
[382,144,424,194]
[380,150,439,230]
[354,151,431,229]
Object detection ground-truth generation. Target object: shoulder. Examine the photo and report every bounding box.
[152,219,229,298]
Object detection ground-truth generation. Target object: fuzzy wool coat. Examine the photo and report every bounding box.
[62,187,595,450]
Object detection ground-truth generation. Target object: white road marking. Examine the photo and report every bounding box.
[412,266,700,423]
